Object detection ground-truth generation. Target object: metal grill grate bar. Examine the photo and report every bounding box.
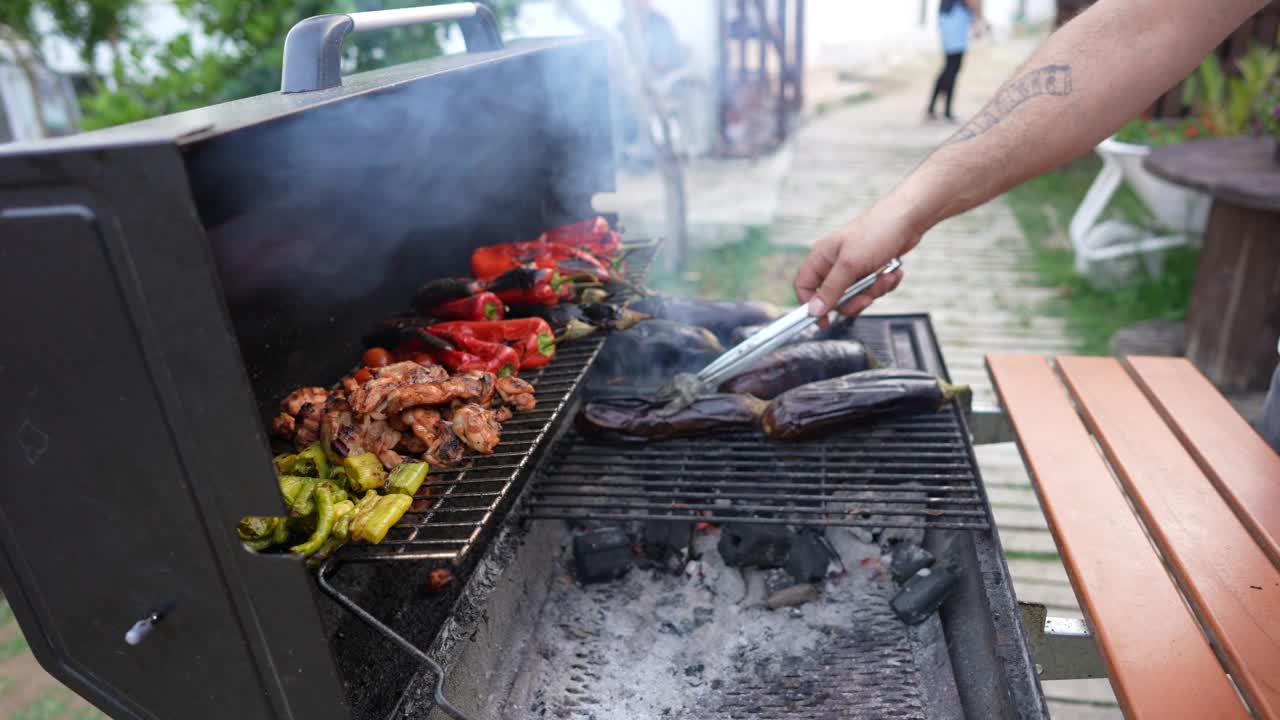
[336,244,658,564]
[527,313,993,532]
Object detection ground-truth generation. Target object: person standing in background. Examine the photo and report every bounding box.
[927,0,988,122]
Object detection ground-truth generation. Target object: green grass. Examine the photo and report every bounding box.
[14,691,70,720]
[0,631,30,663]
[1005,156,1200,355]
[651,226,808,304]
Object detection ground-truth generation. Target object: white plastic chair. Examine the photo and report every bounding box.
[1068,137,1211,286]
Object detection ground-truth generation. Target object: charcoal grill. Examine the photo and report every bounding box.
[0,6,1046,720]
[529,317,993,533]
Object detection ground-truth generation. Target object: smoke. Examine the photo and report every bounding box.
[183,36,617,405]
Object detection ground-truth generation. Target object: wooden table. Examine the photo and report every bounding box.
[1144,137,1280,392]
[987,354,1280,719]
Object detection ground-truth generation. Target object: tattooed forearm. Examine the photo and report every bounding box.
[943,64,1074,145]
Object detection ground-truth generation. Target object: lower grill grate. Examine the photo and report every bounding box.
[336,245,657,564]
[527,318,991,532]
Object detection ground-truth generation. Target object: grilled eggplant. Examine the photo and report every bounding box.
[594,319,726,382]
[630,296,781,344]
[761,368,969,441]
[577,394,768,442]
[719,340,879,399]
[508,302,652,337]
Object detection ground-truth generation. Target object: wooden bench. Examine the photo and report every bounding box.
[986,354,1280,719]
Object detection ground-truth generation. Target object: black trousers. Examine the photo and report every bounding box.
[929,51,965,117]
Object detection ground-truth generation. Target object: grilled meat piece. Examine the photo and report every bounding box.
[719,340,879,400]
[282,387,329,416]
[495,376,536,412]
[293,401,326,450]
[349,362,447,414]
[385,370,495,414]
[357,416,405,469]
[577,394,768,442]
[403,408,467,466]
[321,398,362,457]
[495,406,514,422]
[272,386,330,447]
[451,403,502,454]
[271,412,295,439]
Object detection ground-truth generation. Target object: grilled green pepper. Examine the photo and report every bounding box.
[351,493,413,545]
[290,486,336,557]
[275,442,329,478]
[238,516,287,551]
[343,453,387,493]
[279,475,320,517]
[330,500,356,543]
[386,462,429,497]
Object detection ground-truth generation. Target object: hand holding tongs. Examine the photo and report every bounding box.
[655,258,903,415]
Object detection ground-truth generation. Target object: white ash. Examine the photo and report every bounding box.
[505,526,895,720]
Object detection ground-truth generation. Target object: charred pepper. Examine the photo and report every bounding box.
[412,278,484,315]
[471,240,615,282]
[426,332,520,376]
[351,492,413,544]
[274,442,329,479]
[386,462,429,497]
[278,475,319,517]
[343,453,388,493]
[290,485,336,557]
[238,516,288,551]
[429,319,556,370]
[484,266,571,306]
[543,216,622,257]
[423,291,505,321]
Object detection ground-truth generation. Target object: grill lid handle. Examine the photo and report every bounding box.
[281,3,503,93]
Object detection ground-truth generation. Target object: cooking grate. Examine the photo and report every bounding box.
[337,244,658,565]
[527,317,992,532]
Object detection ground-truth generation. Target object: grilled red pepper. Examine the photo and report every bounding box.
[413,277,483,315]
[484,267,570,306]
[428,319,556,370]
[543,217,622,258]
[425,291,505,321]
[428,333,519,376]
[471,240,616,282]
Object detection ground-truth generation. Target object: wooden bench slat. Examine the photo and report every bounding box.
[1058,356,1280,718]
[986,354,1248,719]
[1125,356,1280,568]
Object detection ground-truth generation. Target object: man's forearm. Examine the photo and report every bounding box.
[895,0,1268,232]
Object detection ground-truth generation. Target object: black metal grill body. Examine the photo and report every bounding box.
[383,314,1048,720]
[0,35,614,720]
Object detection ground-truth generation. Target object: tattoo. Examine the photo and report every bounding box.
[943,64,1074,145]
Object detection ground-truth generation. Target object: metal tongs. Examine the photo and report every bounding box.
[654,258,902,415]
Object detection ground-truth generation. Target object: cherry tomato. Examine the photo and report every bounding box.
[411,353,435,367]
[362,347,391,367]
[354,368,373,384]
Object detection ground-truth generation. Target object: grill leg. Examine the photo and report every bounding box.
[1018,602,1107,681]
